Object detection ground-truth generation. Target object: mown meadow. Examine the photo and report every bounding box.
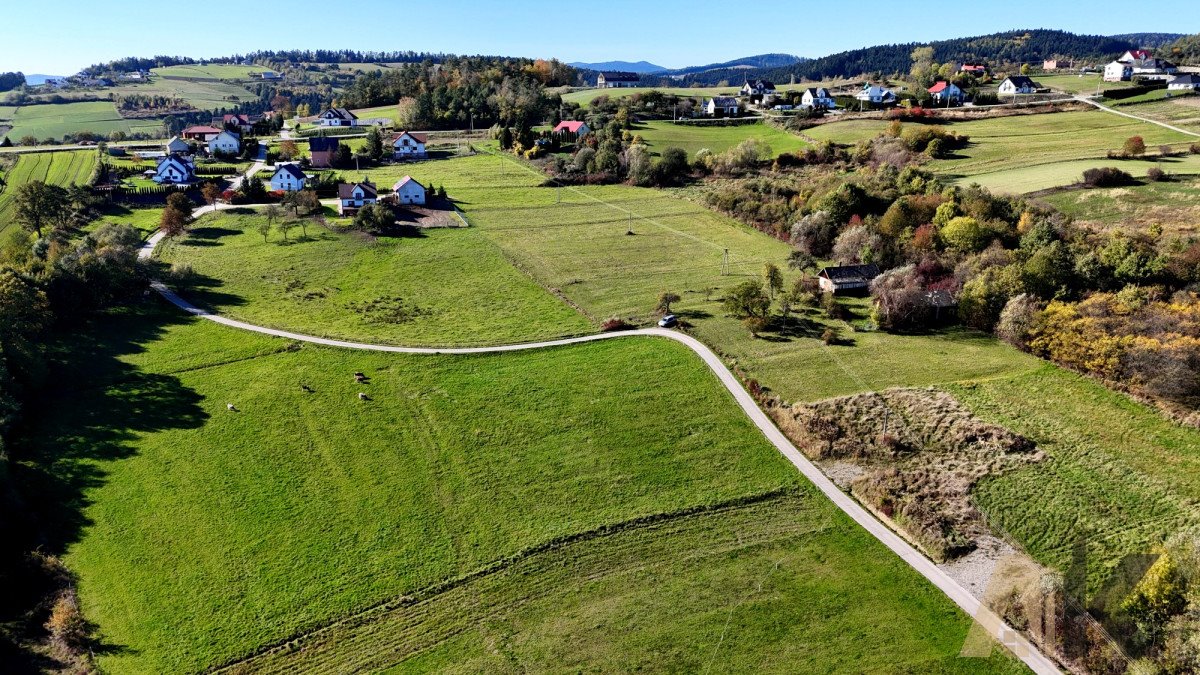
[0,149,97,232]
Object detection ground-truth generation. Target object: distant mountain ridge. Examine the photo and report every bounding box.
[660,53,805,76]
[567,60,667,74]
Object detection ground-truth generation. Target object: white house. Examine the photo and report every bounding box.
[317,108,358,127]
[393,176,427,205]
[392,131,428,159]
[165,136,190,155]
[553,120,590,137]
[1119,49,1153,64]
[928,81,963,103]
[1104,61,1133,82]
[153,156,195,184]
[597,71,639,88]
[740,79,777,97]
[1131,58,1178,78]
[998,75,1038,95]
[801,87,836,109]
[337,182,378,215]
[269,163,307,192]
[855,85,896,105]
[207,130,241,155]
[1168,74,1200,91]
[704,97,740,117]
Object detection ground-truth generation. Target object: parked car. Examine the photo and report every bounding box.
[658,314,678,328]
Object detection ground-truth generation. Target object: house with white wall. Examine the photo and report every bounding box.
[338,182,378,215]
[998,75,1038,95]
[269,163,307,192]
[704,97,739,116]
[153,156,195,184]
[392,131,428,159]
[208,130,241,155]
[801,87,836,109]
[317,108,358,127]
[393,176,427,205]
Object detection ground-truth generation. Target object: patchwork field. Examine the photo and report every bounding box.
[109,77,259,111]
[805,110,1198,192]
[949,366,1200,593]
[633,120,809,158]
[3,101,164,141]
[151,64,265,80]
[0,149,97,232]
[13,305,1022,673]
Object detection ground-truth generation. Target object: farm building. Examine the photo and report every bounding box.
[1042,59,1073,71]
[393,176,426,205]
[928,81,963,103]
[309,137,338,168]
[704,97,740,117]
[597,71,639,88]
[553,120,590,137]
[261,71,283,80]
[164,136,190,154]
[392,131,428,159]
[1104,61,1133,82]
[269,163,307,192]
[338,182,378,215]
[801,87,836,109]
[1168,74,1200,91]
[1131,58,1177,79]
[818,264,880,294]
[153,156,196,185]
[318,108,358,127]
[960,63,987,76]
[181,125,222,141]
[855,85,896,105]
[207,130,241,155]
[998,76,1038,95]
[740,79,777,97]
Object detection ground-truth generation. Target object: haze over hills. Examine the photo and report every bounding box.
[567,60,667,73]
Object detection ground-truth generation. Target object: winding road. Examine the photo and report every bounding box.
[138,229,1061,674]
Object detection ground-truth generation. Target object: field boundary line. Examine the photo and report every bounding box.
[139,229,1061,674]
[1075,95,1200,138]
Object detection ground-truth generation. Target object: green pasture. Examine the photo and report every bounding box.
[1109,95,1200,131]
[632,120,808,158]
[109,77,259,111]
[4,101,164,141]
[560,86,741,106]
[0,149,97,232]
[1037,175,1200,236]
[150,64,264,80]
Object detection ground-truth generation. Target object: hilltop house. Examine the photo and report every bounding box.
[1168,74,1200,91]
[704,97,740,117]
[817,264,880,294]
[207,130,241,155]
[392,131,428,159]
[181,125,222,141]
[393,176,427,205]
[309,136,339,168]
[165,136,190,155]
[998,75,1038,95]
[318,108,358,127]
[553,120,590,137]
[740,79,777,97]
[801,87,836,109]
[269,163,307,192]
[1104,60,1134,82]
[1043,59,1073,71]
[338,182,378,215]
[928,81,963,104]
[153,155,195,185]
[855,85,896,105]
[597,71,639,88]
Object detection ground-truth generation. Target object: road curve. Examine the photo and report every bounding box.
[1075,94,1200,138]
[138,230,1060,674]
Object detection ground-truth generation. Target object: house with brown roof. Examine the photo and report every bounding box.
[181,125,222,141]
[338,181,378,215]
[391,131,427,159]
[309,137,338,168]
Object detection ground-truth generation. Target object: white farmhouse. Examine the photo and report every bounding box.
[1168,74,1200,91]
[928,81,963,103]
[317,108,358,127]
[393,176,427,205]
[208,130,241,155]
[801,87,836,109]
[998,76,1038,95]
[153,156,195,184]
[1104,61,1133,82]
[337,182,378,215]
[269,163,307,192]
[704,97,739,117]
[855,85,896,105]
[392,131,428,159]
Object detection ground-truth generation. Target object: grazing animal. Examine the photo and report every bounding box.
[358,392,368,400]
[226,403,237,412]
[354,372,367,383]
[301,384,314,393]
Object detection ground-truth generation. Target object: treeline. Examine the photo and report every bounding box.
[681,30,1152,85]
[1165,33,1200,64]
[237,49,451,65]
[338,56,572,130]
[80,55,195,76]
[0,72,24,93]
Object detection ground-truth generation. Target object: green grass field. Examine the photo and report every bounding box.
[0,149,97,232]
[1034,73,1131,94]
[16,305,1023,673]
[350,104,401,124]
[560,86,741,106]
[1109,95,1200,131]
[4,101,164,141]
[1037,175,1200,236]
[949,366,1200,593]
[109,77,259,111]
[150,64,265,80]
[158,210,594,347]
[806,110,1198,193]
[632,120,808,158]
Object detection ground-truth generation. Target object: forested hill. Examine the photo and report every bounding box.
[676,30,1175,85]
[1166,34,1200,64]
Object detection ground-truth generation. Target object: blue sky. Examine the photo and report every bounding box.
[2,0,1196,74]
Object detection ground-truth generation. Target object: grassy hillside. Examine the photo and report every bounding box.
[560,86,740,107]
[14,306,1023,673]
[1038,176,1200,236]
[109,77,259,111]
[4,101,163,141]
[151,64,264,80]
[633,120,809,158]
[0,150,97,233]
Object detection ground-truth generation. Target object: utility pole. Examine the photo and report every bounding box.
[720,249,730,276]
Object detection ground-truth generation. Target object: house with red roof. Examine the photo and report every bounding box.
[181,125,222,141]
[553,120,590,137]
[959,63,988,76]
[928,81,963,104]
[1120,49,1153,64]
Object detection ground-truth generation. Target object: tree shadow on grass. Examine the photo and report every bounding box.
[178,226,241,247]
[5,302,211,664]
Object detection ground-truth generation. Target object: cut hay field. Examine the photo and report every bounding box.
[350,104,401,124]
[632,120,808,158]
[15,305,1023,673]
[1110,95,1200,132]
[158,210,594,347]
[109,77,259,111]
[949,366,1200,593]
[0,149,97,232]
[805,110,1198,193]
[1034,73,1131,94]
[560,86,740,106]
[150,63,264,80]
[4,101,164,141]
[1037,176,1200,237]
[164,153,1038,402]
